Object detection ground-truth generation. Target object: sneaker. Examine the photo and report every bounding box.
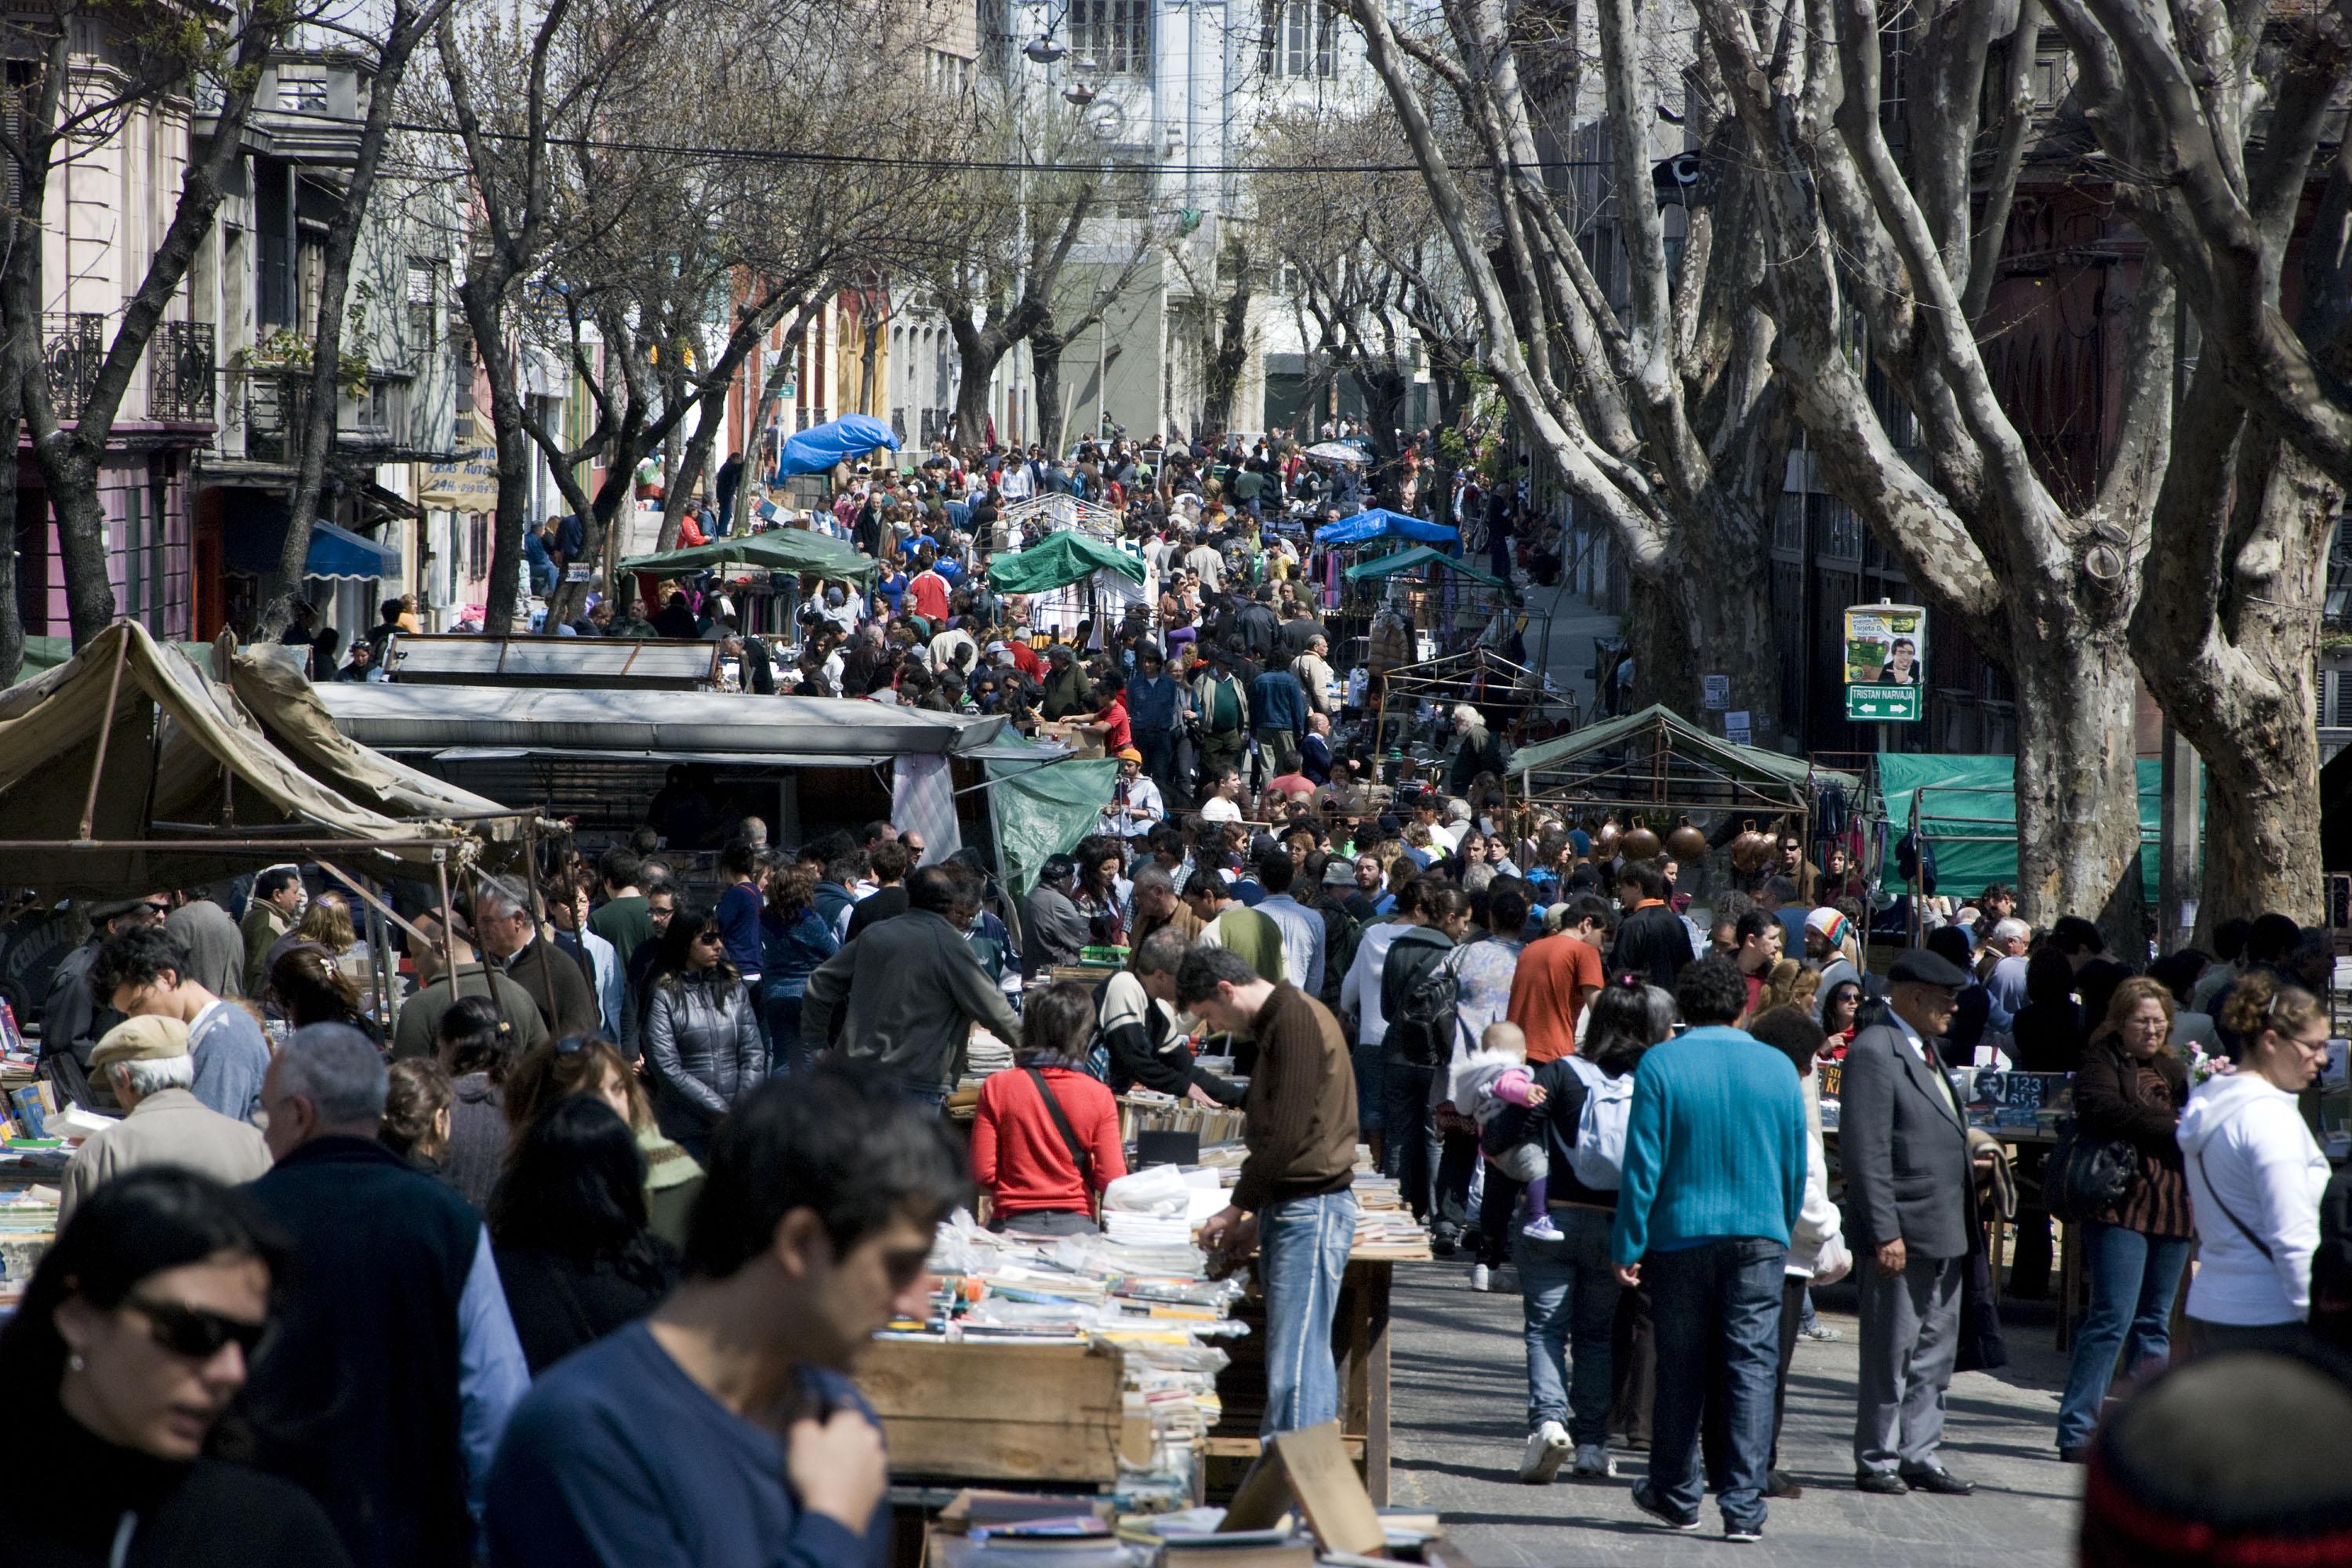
[1521,1212,1564,1241]
[1518,1421,1571,1483]
[1468,1262,1492,1291]
[1801,1323,1842,1342]
[1630,1482,1701,1531]
[1572,1443,1615,1478]
[1724,1522,1763,1544]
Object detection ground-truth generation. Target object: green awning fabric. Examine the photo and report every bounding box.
[1510,703,1857,797]
[11,635,216,685]
[986,533,1146,596]
[1875,753,2184,898]
[985,736,1120,898]
[618,527,878,584]
[1344,545,1504,587]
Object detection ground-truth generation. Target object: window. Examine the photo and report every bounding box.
[1109,161,1154,220]
[1071,0,1149,74]
[119,468,170,633]
[405,259,440,361]
[278,73,328,113]
[1258,0,1333,78]
[467,513,490,579]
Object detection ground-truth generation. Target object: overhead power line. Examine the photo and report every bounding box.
[387,116,1608,178]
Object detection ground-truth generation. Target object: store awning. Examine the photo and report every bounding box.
[305,520,402,580]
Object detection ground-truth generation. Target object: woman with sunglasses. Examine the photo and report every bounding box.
[2177,971,2336,1356]
[639,903,764,1161]
[2,1167,351,1566]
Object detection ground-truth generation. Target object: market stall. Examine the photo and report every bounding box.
[1369,648,1568,786]
[618,524,880,640]
[989,532,1155,647]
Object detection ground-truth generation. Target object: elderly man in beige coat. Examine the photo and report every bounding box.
[59,1014,271,1225]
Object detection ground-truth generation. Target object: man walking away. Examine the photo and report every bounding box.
[1610,956,1807,1543]
[1184,948,1359,1434]
[486,1065,961,1567]
[1843,947,1983,1497]
[245,1025,530,1568]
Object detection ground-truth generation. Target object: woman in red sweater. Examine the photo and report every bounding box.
[972,982,1127,1236]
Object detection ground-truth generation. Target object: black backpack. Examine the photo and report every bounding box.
[1385,947,1464,1068]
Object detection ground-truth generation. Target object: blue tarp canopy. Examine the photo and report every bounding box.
[1313,509,1459,546]
[227,514,401,581]
[775,415,900,478]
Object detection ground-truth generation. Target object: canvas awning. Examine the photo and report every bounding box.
[0,621,481,891]
[1875,753,2177,897]
[775,414,899,477]
[987,532,1147,595]
[1344,545,1503,586]
[313,683,1007,765]
[617,525,878,585]
[982,733,1118,898]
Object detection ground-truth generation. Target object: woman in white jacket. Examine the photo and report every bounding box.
[2176,971,2334,1353]
[1748,1007,1849,1500]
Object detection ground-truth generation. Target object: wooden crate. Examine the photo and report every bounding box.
[855,1339,1126,1484]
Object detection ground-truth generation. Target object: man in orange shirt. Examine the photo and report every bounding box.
[1508,895,1615,1062]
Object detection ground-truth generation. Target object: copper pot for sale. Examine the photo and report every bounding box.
[1665,820,1709,863]
[1620,826,1662,862]
[1730,819,1774,873]
[1594,818,1621,859]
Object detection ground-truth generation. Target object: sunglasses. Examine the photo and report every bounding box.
[695,931,725,946]
[127,1294,270,1361]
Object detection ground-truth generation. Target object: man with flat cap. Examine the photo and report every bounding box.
[1842,946,1982,1497]
[59,1015,271,1224]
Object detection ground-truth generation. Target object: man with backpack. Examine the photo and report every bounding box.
[1378,883,1475,1232]
[1610,956,1809,1544]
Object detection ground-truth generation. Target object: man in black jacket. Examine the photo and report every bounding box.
[1606,861,1691,989]
[246,1024,528,1568]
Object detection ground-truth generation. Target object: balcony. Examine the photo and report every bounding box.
[151,321,216,423]
[43,312,103,419]
[245,371,310,463]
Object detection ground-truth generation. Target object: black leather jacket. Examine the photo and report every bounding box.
[644,971,764,1137]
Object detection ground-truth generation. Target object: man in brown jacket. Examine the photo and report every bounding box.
[1181,946,1357,1434]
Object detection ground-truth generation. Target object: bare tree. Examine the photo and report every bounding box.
[255,0,460,639]
[0,1,295,665]
[2038,0,2348,925]
[1340,0,1793,746]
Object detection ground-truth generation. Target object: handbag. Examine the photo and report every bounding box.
[2044,1119,2140,1224]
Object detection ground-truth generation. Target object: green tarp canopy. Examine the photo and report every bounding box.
[1510,703,1859,799]
[1344,544,1504,587]
[986,533,1146,596]
[983,734,1118,898]
[618,527,877,584]
[1876,753,2183,898]
[9,634,215,685]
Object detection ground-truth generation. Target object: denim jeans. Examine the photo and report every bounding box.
[2056,1222,2193,1450]
[1258,1189,1359,1434]
[1516,1207,1617,1443]
[1644,1237,1787,1531]
[761,989,804,1076]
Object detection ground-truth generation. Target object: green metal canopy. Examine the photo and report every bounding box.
[1510,702,1858,811]
[986,532,1146,595]
[618,526,877,584]
[1343,544,1504,587]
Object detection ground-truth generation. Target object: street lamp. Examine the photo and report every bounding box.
[1062,81,1097,106]
[1023,33,1065,64]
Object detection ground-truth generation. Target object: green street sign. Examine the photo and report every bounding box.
[1847,684,1920,722]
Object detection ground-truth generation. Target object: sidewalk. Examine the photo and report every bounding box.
[1525,575,1618,722]
[1387,1265,2085,1565]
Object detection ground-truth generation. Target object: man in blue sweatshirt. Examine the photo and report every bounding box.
[1611,956,1807,1544]
[485,1065,966,1567]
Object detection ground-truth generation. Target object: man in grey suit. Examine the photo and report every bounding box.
[1841,947,1982,1496]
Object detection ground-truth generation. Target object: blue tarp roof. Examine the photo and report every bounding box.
[1313,509,1459,546]
[775,415,901,478]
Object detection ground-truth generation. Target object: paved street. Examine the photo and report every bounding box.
[1388,1265,2085,1565]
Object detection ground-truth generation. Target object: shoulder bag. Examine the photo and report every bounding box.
[2044,1118,2140,1224]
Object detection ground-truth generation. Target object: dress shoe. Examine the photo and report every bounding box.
[1899,1464,1976,1495]
[1764,1469,1802,1499]
[1853,1469,1907,1495]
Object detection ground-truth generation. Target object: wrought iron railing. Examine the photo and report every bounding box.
[245,371,310,463]
[151,320,216,422]
[43,312,103,418]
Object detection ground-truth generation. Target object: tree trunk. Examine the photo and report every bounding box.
[1629,539,1781,749]
[0,328,20,686]
[858,308,881,417]
[2009,619,2147,948]
[1203,267,1254,433]
[1032,333,1066,457]
[951,318,1011,449]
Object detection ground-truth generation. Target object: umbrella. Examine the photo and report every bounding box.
[1303,440,1370,464]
